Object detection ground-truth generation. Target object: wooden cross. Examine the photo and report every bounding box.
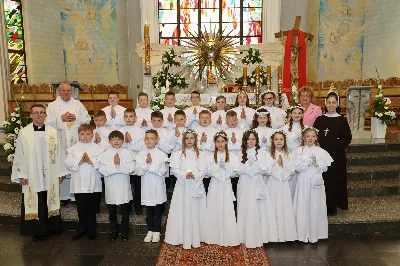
[324,128,329,136]
[274,16,314,43]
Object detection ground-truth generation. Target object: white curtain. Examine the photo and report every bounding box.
[0,0,11,122]
[263,0,282,43]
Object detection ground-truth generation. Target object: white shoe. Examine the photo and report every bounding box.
[144,231,153,243]
[152,232,160,243]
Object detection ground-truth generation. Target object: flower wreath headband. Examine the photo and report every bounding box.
[270,129,287,140]
[302,126,319,133]
[237,90,248,96]
[182,129,197,136]
[213,132,228,141]
[244,128,257,135]
[256,110,270,116]
[262,89,277,98]
[288,105,305,112]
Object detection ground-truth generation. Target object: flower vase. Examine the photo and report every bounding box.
[371,117,387,138]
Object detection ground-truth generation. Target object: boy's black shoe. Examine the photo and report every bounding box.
[109,233,118,242]
[121,234,129,242]
[71,231,86,241]
[88,232,97,240]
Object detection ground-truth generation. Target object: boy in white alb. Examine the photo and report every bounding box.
[135,92,153,129]
[93,110,112,149]
[145,111,174,155]
[168,110,188,152]
[184,91,207,129]
[229,91,256,130]
[224,110,244,215]
[160,91,179,129]
[98,131,136,242]
[102,91,126,131]
[211,95,227,131]
[135,129,168,243]
[65,124,105,241]
[119,108,145,215]
[193,110,216,193]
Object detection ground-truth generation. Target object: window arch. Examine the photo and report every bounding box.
[4,0,27,83]
[158,0,262,46]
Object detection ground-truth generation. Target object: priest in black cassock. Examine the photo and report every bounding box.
[11,104,68,240]
[314,92,352,216]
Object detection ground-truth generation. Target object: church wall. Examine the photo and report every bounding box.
[21,0,133,90]
[280,0,308,31]
[362,0,400,79]
[22,0,65,84]
[306,0,399,81]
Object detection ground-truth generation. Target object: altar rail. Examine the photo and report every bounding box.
[8,83,133,114]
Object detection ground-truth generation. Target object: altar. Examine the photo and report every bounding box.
[175,93,258,107]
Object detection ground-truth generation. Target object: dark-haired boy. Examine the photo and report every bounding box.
[98,131,136,242]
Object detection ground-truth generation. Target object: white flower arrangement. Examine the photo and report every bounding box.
[2,89,31,165]
[368,68,396,125]
[150,94,165,111]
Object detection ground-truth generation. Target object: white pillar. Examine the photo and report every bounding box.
[0,0,11,123]
[263,0,281,43]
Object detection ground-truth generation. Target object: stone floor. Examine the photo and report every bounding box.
[0,224,399,266]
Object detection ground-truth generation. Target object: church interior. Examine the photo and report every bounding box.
[0,0,399,265]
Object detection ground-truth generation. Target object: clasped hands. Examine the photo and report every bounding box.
[61,111,76,122]
[186,171,195,180]
[79,152,93,165]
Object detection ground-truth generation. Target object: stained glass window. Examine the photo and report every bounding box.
[4,0,27,83]
[159,0,262,46]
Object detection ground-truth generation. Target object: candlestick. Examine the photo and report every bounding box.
[266,66,272,91]
[277,65,283,108]
[242,66,248,91]
[144,23,151,75]
[255,65,261,105]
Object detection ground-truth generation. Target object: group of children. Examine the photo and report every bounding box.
[64,89,333,249]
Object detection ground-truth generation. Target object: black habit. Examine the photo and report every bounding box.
[314,115,352,210]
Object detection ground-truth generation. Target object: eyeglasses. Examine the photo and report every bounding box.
[300,94,311,98]
[31,111,46,115]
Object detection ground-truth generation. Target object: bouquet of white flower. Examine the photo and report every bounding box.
[150,95,165,111]
[2,89,31,164]
[368,68,396,125]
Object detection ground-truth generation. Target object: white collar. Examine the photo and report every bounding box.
[324,113,340,117]
[57,96,73,104]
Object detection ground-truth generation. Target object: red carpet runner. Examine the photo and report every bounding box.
[155,242,271,266]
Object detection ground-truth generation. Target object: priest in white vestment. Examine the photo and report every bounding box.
[12,104,67,239]
[46,83,91,203]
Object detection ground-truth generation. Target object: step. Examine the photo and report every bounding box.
[348,179,400,197]
[347,151,400,166]
[347,164,400,181]
[347,143,400,153]
[0,176,20,192]
[0,191,399,236]
[328,195,400,235]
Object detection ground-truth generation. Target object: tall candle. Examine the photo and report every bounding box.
[243,66,248,90]
[144,23,151,75]
[255,65,261,105]
[266,66,272,91]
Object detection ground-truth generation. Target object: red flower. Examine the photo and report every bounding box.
[11,33,19,41]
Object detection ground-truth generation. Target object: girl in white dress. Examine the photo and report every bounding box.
[229,91,256,130]
[265,130,297,242]
[205,132,240,247]
[293,127,333,243]
[237,129,278,248]
[282,105,308,198]
[252,108,274,152]
[165,129,208,249]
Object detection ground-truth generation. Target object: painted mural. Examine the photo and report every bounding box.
[313,0,370,81]
[59,0,118,84]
